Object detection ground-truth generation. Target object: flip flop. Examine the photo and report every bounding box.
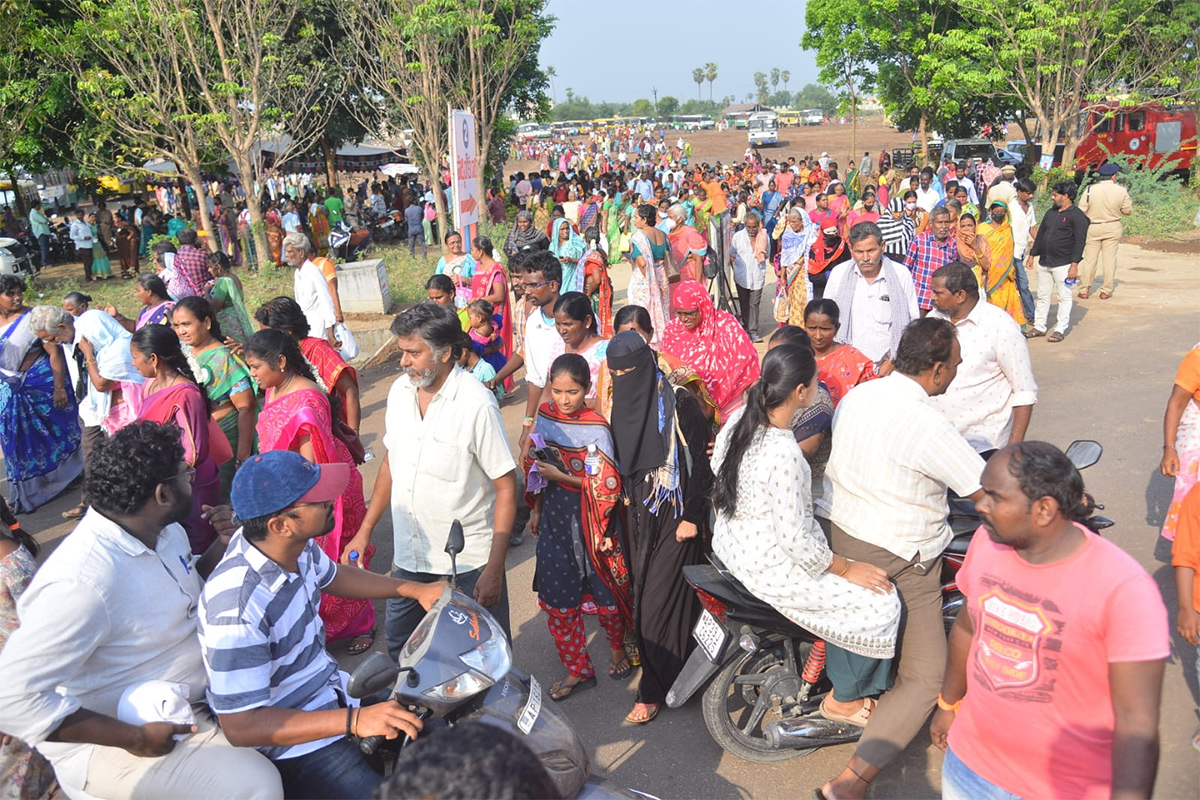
[623,702,660,726]
[1048,331,1065,343]
[549,675,596,702]
[1077,289,1090,299]
[347,628,375,655]
[608,656,633,680]
[818,696,876,727]
[1024,329,1046,339]
[61,504,86,520]
[1098,291,1111,299]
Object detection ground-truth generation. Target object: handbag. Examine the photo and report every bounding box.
[334,322,359,361]
[661,234,682,284]
[334,418,367,465]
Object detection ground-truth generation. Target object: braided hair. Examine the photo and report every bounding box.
[0,496,37,557]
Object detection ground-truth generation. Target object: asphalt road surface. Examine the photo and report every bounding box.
[19,241,1200,798]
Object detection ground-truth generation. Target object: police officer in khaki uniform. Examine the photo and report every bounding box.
[1077,162,1132,299]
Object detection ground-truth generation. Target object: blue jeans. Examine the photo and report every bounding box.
[942,747,1023,800]
[385,564,510,661]
[1012,256,1035,323]
[273,737,380,799]
[36,233,51,267]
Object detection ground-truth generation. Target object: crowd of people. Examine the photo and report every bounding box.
[0,121,1185,800]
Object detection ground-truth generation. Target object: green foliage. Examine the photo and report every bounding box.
[753,72,769,104]
[1085,145,1197,237]
[793,84,838,115]
[658,96,679,117]
[631,98,653,117]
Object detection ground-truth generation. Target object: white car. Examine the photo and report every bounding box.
[0,237,37,277]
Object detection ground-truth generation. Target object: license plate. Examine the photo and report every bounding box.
[517,674,542,735]
[692,609,728,663]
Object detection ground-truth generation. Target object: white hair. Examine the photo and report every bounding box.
[668,203,687,222]
[282,232,313,254]
[29,305,72,334]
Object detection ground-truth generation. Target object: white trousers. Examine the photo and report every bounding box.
[1034,264,1073,335]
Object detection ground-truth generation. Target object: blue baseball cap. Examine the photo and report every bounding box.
[231,451,350,520]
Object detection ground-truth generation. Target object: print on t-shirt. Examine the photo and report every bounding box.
[973,583,1058,699]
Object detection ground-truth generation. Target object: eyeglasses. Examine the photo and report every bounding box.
[167,466,196,484]
[521,279,554,290]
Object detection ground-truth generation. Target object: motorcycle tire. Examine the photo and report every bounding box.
[700,641,816,763]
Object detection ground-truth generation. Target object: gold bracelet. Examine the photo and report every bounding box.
[838,558,851,577]
[351,706,360,737]
[937,693,962,713]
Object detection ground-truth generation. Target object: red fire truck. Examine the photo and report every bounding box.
[1073,101,1197,175]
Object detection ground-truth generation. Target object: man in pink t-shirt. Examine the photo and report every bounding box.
[931,442,1169,799]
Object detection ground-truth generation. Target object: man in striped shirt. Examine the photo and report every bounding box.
[200,451,445,799]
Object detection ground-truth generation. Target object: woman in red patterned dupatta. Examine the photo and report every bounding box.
[525,354,635,701]
[244,329,375,652]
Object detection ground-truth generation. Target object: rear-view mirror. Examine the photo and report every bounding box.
[1065,440,1102,470]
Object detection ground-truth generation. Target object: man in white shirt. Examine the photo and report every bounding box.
[985,164,1017,207]
[929,261,1037,456]
[816,317,985,800]
[0,421,281,799]
[730,210,768,341]
[281,200,302,234]
[284,232,338,346]
[914,167,943,213]
[68,208,95,281]
[1008,177,1037,322]
[823,221,919,376]
[356,303,517,657]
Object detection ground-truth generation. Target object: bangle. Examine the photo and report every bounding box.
[937,693,962,713]
[351,707,360,737]
[522,416,535,427]
[345,706,353,738]
[1164,445,1176,450]
[838,558,851,577]
[9,522,19,531]
[84,358,96,366]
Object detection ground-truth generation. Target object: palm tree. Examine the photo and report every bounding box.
[754,71,768,104]
[565,87,574,104]
[693,67,704,101]
[704,62,718,102]
[545,65,557,104]
[781,70,791,93]
[771,67,780,91]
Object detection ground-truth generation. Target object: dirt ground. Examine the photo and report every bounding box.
[508,119,917,174]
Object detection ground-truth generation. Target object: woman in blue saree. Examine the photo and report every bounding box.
[550,217,587,293]
[0,276,82,512]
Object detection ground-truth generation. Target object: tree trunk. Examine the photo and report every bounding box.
[322,134,338,189]
[1016,117,1033,151]
[232,153,271,270]
[919,112,929,167]
[181,164,217,254]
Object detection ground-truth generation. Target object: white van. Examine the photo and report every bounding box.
[747,111,779,146]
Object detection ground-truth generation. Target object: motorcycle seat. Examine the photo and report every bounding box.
[683,555,811,639]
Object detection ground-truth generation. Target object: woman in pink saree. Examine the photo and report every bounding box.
[244,328,375,652]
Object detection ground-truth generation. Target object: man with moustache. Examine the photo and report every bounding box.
[200,451,446,798]
[356,302,517,657]
[930,442,1167,800]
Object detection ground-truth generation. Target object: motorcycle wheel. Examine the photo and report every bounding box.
[700,641,815,763]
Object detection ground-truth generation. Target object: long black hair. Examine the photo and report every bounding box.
[130,324,212,412]
[0,496,37,557]
[244,328,320,385]
[255,295,309,340]
[713,344,817,516]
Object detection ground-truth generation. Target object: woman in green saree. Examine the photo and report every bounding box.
[206,251,255,344]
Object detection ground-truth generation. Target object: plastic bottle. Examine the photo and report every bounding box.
[584,444,601,477]
[348,550,365,569]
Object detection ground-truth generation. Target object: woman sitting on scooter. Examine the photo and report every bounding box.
[711,344,901,727]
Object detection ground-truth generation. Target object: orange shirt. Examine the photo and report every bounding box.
[1174,347,1200,402]
[313,256,337,283]
[1173,483,1200,613]
[699,180,728,216]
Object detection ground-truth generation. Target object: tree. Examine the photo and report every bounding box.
[794,83,839,115]
[339,0,552,239]
[769,90,793,107]
[658,96,679,117]
[802,8,873,160]
[781,69,791,92]
[705,62,718,102]
[940,0,1168,173]
[754,71,769,103]
[771,67,781,91]
[631,98,653,117]
[693,67,704,100]
[565,87,575,104]
[545,65,557,104]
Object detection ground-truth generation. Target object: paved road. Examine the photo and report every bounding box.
[20,242,1200,798]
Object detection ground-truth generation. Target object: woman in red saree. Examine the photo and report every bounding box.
[243,329,375,651]
[526,354,634,701]
[579,227,614,338]
[130,325,223,553]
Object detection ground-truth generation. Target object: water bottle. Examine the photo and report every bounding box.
[362,446,376,462]
[348,550,365,569]
[584,444,601,477]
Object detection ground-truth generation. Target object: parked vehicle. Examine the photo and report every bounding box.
[747,111,779,147]
[329,221,373,262]
[0,236,39,278]
[939,138,1003,166]
[800,109,825,126]
[666,441,1109,763]
[348,522,648,799]
[1073,101,1196,175]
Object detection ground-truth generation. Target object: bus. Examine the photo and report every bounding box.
[800,109,825,125]
[778,110,802,127]
[671,114,716,131]
[725,111,751,129]
[516,122,552,140]
[747,111,779,146]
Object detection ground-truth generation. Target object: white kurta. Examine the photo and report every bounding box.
[711,414,900,658]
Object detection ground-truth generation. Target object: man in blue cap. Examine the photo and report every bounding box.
[199,451,446,799]
[1077,162,1133,300]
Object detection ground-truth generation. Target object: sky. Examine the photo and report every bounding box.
[536,0,820,106]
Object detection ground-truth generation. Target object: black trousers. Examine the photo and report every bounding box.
[736,284,762,339]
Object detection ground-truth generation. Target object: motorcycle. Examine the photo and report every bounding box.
[347,522,648,799]
[665,440,1111,763]
[328,221,373,262]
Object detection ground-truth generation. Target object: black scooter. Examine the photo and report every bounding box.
[665,441,1110,763]
[347,521,650,799]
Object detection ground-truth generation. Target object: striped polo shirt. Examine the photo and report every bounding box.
[198,531,344,760]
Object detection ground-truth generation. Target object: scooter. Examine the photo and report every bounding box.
[347,521,648,799]
[329,221,373,262]
[665,440,1111,764]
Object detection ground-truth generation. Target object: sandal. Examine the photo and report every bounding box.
[608,655,633,680]
[346,628,375,655]
[61,504,86,520]
[1098,291,1111,300]
[1047,331,1065,343]
[818,696,876,728]
[1024,328,1046,339]
[1077,289,1090,299]
[622,702,660,726]
[549,675,596,702]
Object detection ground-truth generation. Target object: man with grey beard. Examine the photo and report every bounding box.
[355,302,517,658]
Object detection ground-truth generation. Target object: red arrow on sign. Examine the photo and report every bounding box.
[460,195,477,215]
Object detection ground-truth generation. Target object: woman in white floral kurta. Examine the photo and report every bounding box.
[711,343,901,725]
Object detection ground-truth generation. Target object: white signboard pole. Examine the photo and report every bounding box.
[449,109,479,248]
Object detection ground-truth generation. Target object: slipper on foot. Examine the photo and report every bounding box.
[549,675,596,702]
[609,658,633,680]
[818,696,876,727]
[623,702,660,726]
